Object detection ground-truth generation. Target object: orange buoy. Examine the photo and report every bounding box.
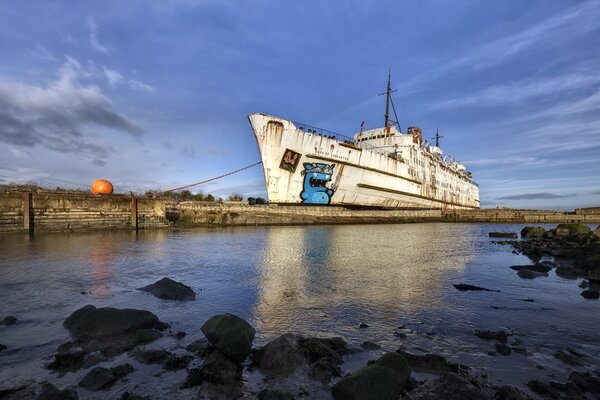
[91,179,114,195]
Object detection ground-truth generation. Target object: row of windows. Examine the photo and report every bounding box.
[357,133,394,142]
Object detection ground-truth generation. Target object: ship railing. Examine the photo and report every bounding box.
[292,121,379,152]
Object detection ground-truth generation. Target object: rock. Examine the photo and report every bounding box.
[253,333,308,376]
[47,349,87,372]
[131,348,171,364]
[299,337,346,382]
[594,225,600,238]
[1,316,17,326]
[489,232,518,238]
[588,270,600,282]
[581,289,600,299]
[404,373,488,400]
[38,383,79,400]
[79,367,116,391]
[517,269,546,279]
[360,341,382,350]
[175,331,187,339]
[527,380,562,398]
[186,338,210,355]
[568,371,600,395]
[134,328,162,344]
[137,277,196,301]
[553,349,583,366]
[579,280,589,288]
[396,349,466,374]
[0,343,6,352]
[63,305,163,338]
[521,227,545,239]
[493,385,531,400]
[78,364,134,391]
[556,223,591,236]
[190,348,241,386]
[555,265,581,279]
[554,228,571,237]
[163,354,193,371]
[201,313,255,362]
[258,389,295,400]
[453,284,499,292]
[509,263,551,273]
[120,392,151,400]
[332,352,410,400]
[494,343,512,356]
[473,329,511,342]
[358,323,369,329]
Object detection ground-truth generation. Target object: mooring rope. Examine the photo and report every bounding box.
[160,161,262,193]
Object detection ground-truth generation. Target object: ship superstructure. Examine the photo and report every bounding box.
[248,75,479,209]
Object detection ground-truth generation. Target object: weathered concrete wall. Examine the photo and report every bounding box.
[0,192,169,233]
[173,203,442,226]
[2,191,599,232]
[443,208,600,223]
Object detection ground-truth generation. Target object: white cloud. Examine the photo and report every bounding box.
[87,17,110,55]
[103,66,123,86]
[0,57,142,159]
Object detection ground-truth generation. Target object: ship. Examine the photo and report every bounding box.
[248,74,480,210]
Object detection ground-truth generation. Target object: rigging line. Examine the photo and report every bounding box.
[160,161,263,193]
[389,94,402,133]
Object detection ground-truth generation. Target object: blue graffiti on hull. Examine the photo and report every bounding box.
[300,162,335,204]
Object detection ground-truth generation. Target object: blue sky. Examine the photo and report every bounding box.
[0,1,599,209]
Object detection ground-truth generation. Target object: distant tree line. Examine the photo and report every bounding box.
[143,190,266,204]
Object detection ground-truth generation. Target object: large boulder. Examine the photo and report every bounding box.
[489,232,518,238]
[253,334,347,382]
[396,349,466,374]
[253,333,308,376]
[331,352,410,400]
[509,263,551,273]
[78,364,133,391]
[64,305,162,338]
[521,227,545,239]
[404,373,488,400]
[517,269,546,279]
[556,224,591,236]
[201,313,255,362]
[138,277,196,301]
[183,349,241,387]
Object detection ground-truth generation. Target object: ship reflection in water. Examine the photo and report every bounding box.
[254,224,477,339]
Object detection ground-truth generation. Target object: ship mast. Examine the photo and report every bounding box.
[434,128,444,147]
[384,70,391,128]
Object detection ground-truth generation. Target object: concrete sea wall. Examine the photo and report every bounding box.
[1,191,599,233]
[443,208,600,223]
[0,192,169,233]
[174,202,441,226]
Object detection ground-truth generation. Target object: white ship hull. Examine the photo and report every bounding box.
[249,113,480,210]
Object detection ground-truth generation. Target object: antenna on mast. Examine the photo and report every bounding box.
[379,69,397,128]
[432,128,444,147]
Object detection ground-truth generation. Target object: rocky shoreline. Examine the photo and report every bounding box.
[1,224,600,400]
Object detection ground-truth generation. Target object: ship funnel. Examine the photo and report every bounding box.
[407,126,423,144]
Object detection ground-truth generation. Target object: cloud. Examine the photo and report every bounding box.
[103,66,154,92]
[464,157,546,167]
[498,193,574,200]
[437,71,600,109]
[92,159,106,167]
[0,57,142,158]
[29,45,58,62]
[88,17,110,55]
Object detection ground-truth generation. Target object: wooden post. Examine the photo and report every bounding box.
[131,195,138,230]
[23,192,32,232]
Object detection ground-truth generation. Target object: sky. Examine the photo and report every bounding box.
[0,0,599,209]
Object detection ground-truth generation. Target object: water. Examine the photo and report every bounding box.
[0,223,599,398]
